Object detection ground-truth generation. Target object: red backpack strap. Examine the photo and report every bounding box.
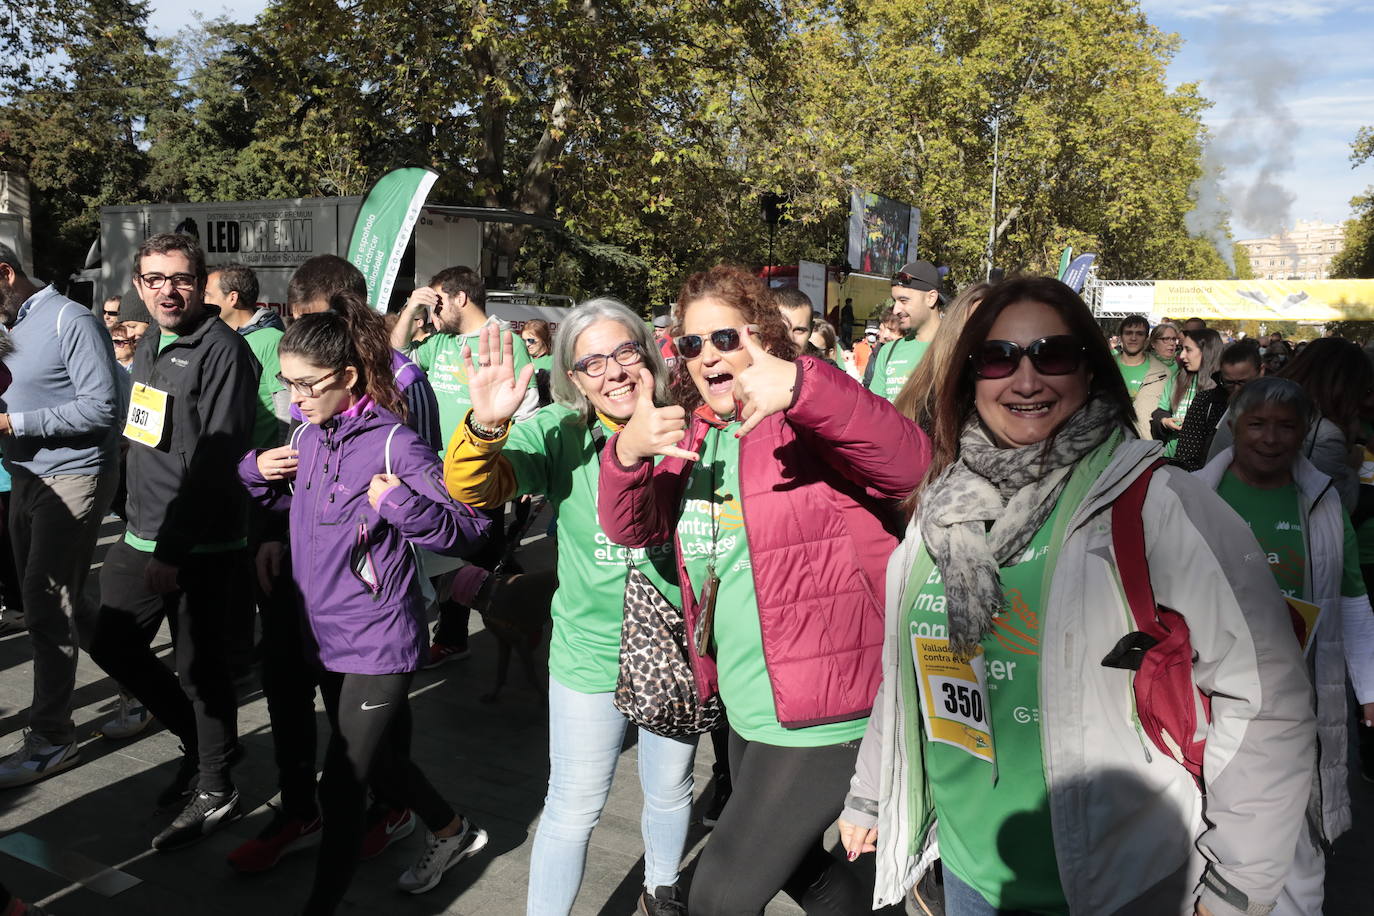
[1111,460,1167,634]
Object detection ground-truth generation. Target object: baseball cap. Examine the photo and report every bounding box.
[891,261,941,292]
[652,314,670,329]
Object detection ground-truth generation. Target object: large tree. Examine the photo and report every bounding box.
[1331,126,1374,280]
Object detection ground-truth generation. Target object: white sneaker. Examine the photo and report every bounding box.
[0,729,81,788]
[396,819,488,895]
[101,692,153,740]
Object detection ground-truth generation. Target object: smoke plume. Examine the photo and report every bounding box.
[1185,25,1300,276]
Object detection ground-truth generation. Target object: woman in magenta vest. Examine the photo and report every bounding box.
[598,265,929,914]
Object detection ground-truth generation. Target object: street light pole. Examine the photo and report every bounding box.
[985,116,1000,281]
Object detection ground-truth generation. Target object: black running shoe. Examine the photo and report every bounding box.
[152,789,241,851]
[156,743,247,809]
[637,884,686,916]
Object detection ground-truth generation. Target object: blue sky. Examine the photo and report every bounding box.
[147,0,1374,243]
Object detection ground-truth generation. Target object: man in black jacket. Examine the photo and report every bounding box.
[88,233,259,851]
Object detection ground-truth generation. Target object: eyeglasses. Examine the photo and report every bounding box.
[572,341,642,377]
[112,338,133,347]
[522,337,540,347]
[136,272,198,291]
[103,310,120,318]
[275,369,339,397]
[1155,334,1180,343]
[971,335,1085,379]
[674,326,755,360]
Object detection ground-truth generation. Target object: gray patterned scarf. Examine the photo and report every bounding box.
[917,397,1119,656]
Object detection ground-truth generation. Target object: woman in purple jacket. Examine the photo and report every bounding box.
[598,266,931,914]
[239,295,490,916]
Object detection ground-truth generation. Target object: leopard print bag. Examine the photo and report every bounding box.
[613,564,725,738]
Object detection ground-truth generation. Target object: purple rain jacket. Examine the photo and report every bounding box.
[239,399,488,674]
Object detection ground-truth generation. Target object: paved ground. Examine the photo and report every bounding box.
[0,509,1369,914]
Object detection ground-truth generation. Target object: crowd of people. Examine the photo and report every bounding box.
[0,235,1370,916]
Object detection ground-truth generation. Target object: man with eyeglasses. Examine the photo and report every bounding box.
[0,242,121,790]
[392,266,538,667]
[867,260,944,402]
[1115,314,1171,439]
[85,233,258,850]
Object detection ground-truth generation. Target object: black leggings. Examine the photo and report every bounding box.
[690,729,867,915]
[303,671,455,916]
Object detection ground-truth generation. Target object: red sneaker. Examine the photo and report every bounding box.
[423,642,471,669]
[227,806,322,874]
[359,806,415,860]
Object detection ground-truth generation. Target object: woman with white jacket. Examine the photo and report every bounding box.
[1196,376,1374,916]
[838,278,1317,916]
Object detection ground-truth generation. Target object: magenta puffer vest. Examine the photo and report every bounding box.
[599,357,930,728]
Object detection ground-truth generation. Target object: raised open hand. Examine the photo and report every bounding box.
[734,326,799,437]
[613,367,700,465]
[462,323,535,428]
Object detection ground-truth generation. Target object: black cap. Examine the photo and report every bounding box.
[891,261,941,292]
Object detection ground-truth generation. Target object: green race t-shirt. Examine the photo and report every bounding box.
[1358,421,1374,566]
[244,325,286,449]
[868,336,929,402]
[903,436,1116,913]
[1158,375,1196,458]
[1218,471,1365,599]
[677,423,867,746]
[411,324,535,448]
[1115,353,1149,398]
[503,405,679,693]
[532,354,553,373]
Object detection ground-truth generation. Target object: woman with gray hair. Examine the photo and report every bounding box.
[441,298,691,916]
[1196,375,1374,916]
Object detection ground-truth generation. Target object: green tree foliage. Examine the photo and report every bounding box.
[1331,126,1374,280]
[1,0,172,279]
[2,0,1249,300]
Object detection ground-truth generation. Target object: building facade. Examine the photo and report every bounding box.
[1238,220,1345,280]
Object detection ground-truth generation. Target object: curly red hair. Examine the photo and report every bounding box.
[669,265,795,412]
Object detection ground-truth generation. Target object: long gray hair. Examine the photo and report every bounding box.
[550,297,671,417]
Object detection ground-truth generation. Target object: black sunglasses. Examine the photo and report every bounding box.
[971,335,1085,380]
[674,326,755,360]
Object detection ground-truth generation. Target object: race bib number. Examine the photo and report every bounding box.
[1285,595,1322,655]
[124,382,169,448]
[912,633,995,763]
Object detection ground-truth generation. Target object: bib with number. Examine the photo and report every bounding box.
[124,382,170,448]
[911,633,995,762]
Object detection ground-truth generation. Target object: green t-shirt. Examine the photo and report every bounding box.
[410,325,535,448]
[903,437,1116,912]
[503,405,679,693]
[1217,472,1365,599]
[125,329,247,554]
[243,325,286,449]
[868,336,929,402]
[532,354,553,373]
[1358,421,1374,566]
[1115,353,1149,398]
[677,423,867,746]
[1158,375,1196,458]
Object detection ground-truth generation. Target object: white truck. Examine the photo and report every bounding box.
[78,195,495,312]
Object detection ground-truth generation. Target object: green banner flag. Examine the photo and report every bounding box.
[1056,246,1073,281]
[347,167,439,311]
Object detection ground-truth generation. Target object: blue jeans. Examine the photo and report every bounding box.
[943,868,1038,916]
[526,678,697,915]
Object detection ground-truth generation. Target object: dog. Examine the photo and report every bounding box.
[453,565,557,703]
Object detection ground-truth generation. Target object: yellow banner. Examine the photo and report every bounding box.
[1152,279,1374,322]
